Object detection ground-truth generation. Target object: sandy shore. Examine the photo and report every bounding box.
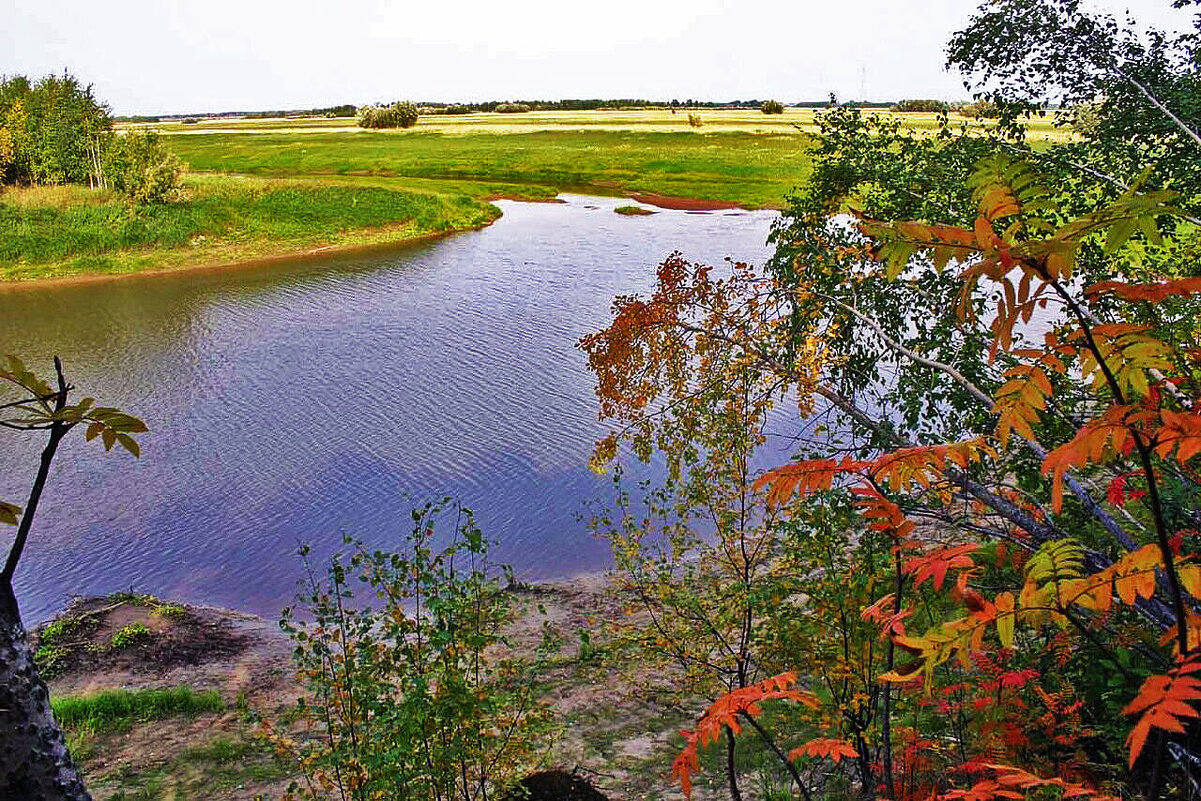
[35,571,717,801]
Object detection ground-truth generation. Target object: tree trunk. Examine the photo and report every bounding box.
[0,584,92,800]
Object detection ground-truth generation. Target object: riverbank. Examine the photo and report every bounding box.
[0,172,765,284]
[35,577,722,801]
[0,175,508,283]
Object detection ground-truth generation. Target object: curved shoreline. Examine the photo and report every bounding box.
[0,188,765,290]
[0,218,498,291]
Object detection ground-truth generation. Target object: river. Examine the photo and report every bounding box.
[0,194,787,623]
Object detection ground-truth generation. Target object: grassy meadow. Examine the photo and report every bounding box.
[1,108,1068,282]
[0,175,500,281]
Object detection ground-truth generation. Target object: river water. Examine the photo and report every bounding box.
[0,194,786,623]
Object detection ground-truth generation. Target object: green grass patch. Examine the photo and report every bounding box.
[614,205,656,216]
[53,686,224,735]
[0,175,500,280]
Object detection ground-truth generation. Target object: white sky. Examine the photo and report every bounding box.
[3,0,1192,116]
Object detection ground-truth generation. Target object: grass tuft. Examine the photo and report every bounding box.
[614,205,655,216]
[53,686,224,735]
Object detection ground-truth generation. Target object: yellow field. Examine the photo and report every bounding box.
[125,107,1071,141]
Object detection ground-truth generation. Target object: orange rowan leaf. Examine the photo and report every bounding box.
[753,456,864,506]
[904,545,981,591]
[1156,409,1201,463]
[1041,405,1140,512]
[936,763,1120,801]
[787,737,858,764]
[851,486,915,540]
[672,672,811,799]
[1123,652,1201,768]
[1085,276,1201,303]
[992,362,1058,448]
[868,439,995,495]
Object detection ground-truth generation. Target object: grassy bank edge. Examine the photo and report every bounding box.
[0,176,512,284]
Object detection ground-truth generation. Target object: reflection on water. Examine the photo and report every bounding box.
[0,195,783,622]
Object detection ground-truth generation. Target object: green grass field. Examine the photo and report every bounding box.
[164,129,811,210]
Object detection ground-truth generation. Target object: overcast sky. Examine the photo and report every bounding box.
[3,0,1191,116]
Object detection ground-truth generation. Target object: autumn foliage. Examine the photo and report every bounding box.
[582,149,1201,798]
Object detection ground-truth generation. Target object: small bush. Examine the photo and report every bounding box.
[152,603,186,619]
[688,113,703,128]
[103,130,184,204]
[494,102,532,114]
[761,100,785,115]
[958,99,1000,118]
[109,622,151,650]
[358,101,419,129]
[274,500,551,801]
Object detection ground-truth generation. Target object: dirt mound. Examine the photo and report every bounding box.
[31,594,251,681]
[504,769,610,801]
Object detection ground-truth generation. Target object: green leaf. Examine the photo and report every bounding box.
[115,433,141,458]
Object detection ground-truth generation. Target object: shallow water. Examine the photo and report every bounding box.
[0,194,786,623]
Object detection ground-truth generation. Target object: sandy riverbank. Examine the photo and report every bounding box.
[33,573,717,801]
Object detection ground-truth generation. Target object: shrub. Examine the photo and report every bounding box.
[109,622,150,650]
[271,500,551,801]
[494,102,531,113]
[357,101,419,129]
[103,130,184,204]
[957,99,1000,118]
[687,113,703,128]
[761,99,785,114]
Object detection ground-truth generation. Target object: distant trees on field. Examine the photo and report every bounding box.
[761,100,785,114]
[891,98,950,112]
[358,101,420,129]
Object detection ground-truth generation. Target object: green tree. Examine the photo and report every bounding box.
[0,356,146,800]
[0,72,111,187]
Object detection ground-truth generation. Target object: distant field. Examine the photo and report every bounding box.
[130,107,1069,139]
[147,108,1068,213]
[7,108,1067,282]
